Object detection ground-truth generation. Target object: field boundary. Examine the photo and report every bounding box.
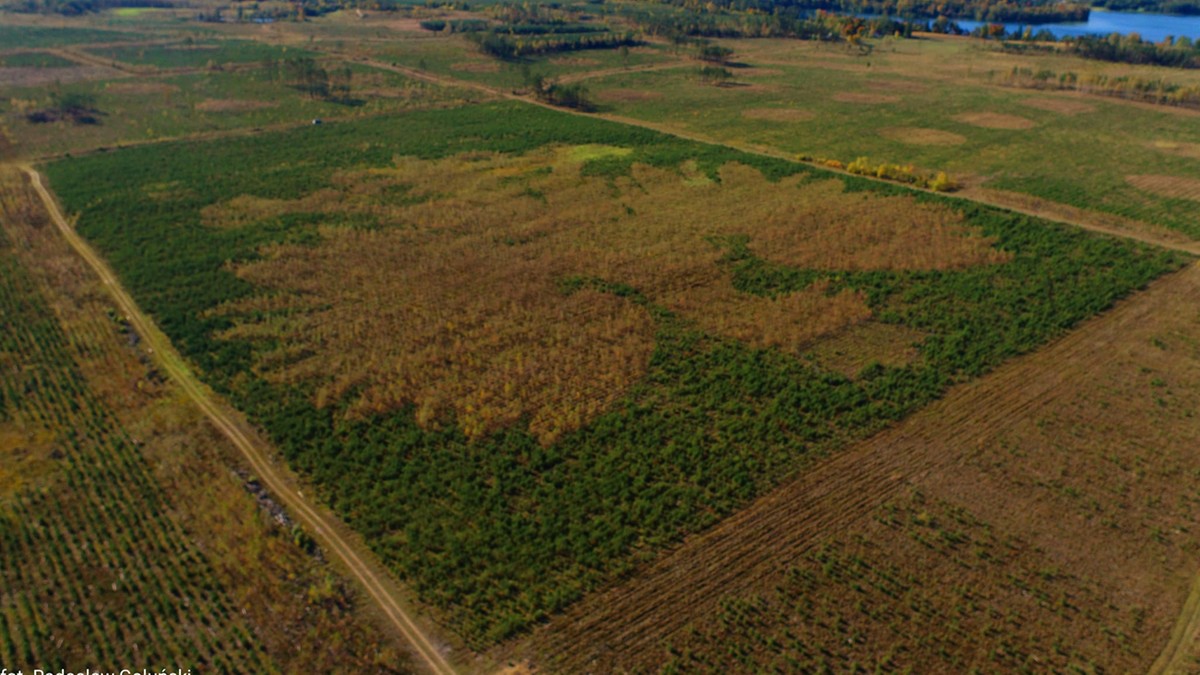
[22,164,461,675]
[1151,567,1200,674]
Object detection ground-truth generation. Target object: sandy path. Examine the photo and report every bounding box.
[22,165,461,675]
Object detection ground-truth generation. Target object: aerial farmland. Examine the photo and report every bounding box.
[2,0,1200,672]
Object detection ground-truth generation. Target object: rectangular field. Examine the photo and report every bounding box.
[84,40,315,69]
[43,100,1185,648]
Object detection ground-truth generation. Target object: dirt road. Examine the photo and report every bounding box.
[22,165,460,675]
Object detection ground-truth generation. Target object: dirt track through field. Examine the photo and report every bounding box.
[526,262,1200,672]
[21,165,460,675]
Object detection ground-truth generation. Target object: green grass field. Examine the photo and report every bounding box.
[85,40,314,69]
[574,36,1200,238]
[0,25,136,48]
[0,52,78,68]
[43,100,1184,646]
[2,64,481,158]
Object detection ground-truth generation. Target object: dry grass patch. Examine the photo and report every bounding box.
[671,278,871,355]
[879,126,967,146]
[833,91,900,104]
[1020,96,1095,115]
[741,107,815,122]
[195,98,275,112]
[807,321,927,378]
[953,111,1036,129]
[746,178,1009,270]
[105,80,179,95]
[212,153,1006,444]
[200,192,336,228]
[866,78,928,93]
[1151,140,1200,161]
[1127,174,1200,201]
[0,65,112,87]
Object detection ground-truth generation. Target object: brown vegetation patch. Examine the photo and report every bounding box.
[596,88,663,103]
[865,78,928,93]
[106,80,179,95]
[953,111,1036,129]
[1127,174,1200,202]
[0,65,112,88]
[671,278,872,354]
[747,179,1009,270]
[807,321,927,378]
[1020,96,1095,115]
[879,126,967,146]
[200,193,330,228]
[213,154,1004,444]
[1151,140,1200,161]
[833,91,900,104]
[741,107,815,122]
[450,61,501,73]
[195,98,275,113]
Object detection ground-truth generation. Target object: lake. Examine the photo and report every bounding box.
[951,10,1200,42]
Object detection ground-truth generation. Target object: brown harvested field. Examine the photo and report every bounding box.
[954,111,1037,129]
[1128,174,1200,202]
[832,91,900,104]
[1152,140,1200,161]
[596,88,663,103]
[740,107,814,122]
[195,98,275,112]
[211,152,1004,445]
[879,126,967,146]
[1020,96,1096,115]
[520,262,1200,673]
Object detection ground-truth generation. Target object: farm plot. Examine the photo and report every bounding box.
[0,25,135,49]
[577,35,1200,239]
[528,260,1200,673]
[2,64,476,159]
[0,168,408,672]
[84,40,314,70]
[43,101,1184,647]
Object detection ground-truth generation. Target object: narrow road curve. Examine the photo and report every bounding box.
[22,165,459,675]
